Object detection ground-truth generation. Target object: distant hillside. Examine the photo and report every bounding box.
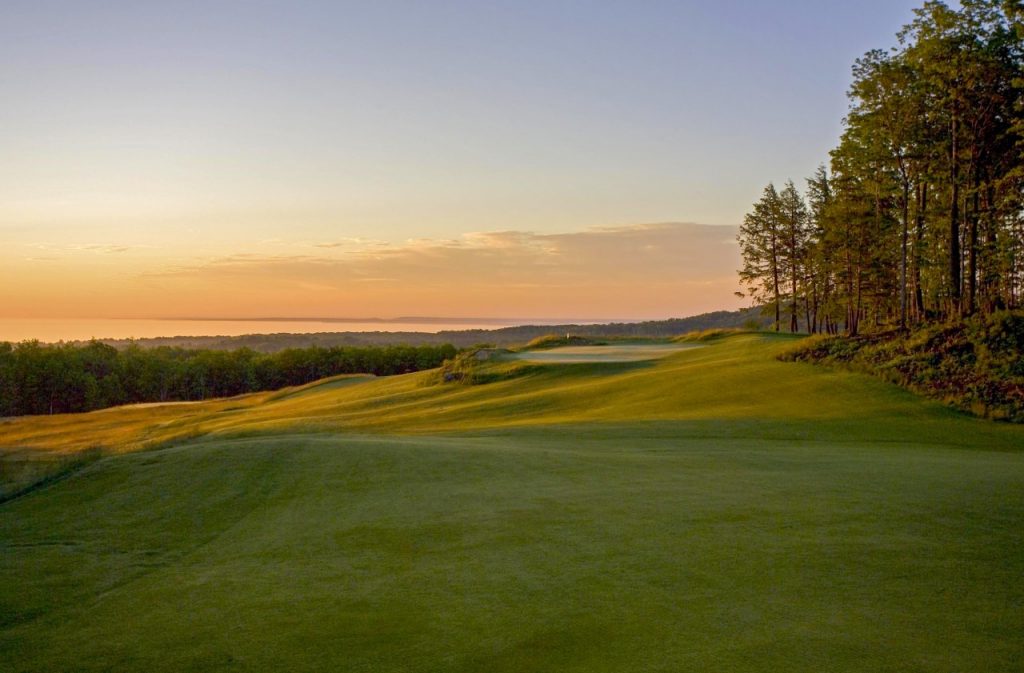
[87,308,770,352]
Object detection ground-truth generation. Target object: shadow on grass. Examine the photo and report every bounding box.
[0,447,104,505]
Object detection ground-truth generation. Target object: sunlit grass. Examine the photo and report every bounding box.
[3,335,1019,463]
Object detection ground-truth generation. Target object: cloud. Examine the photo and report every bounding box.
[140,222,744,319]
[313,237,390,249]
[31,243,143,255]
[82,244,130,253]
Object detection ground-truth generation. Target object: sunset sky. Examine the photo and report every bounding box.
[1,1,925,320]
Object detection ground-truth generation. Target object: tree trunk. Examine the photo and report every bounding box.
[949,109,961,316]
[900,174,909,328]
[983,182,1000,311]
[771,232,781,332]
[844,229,854,334]
[914,182,926,320]
[790,252,799,333]
[967,168,980,315]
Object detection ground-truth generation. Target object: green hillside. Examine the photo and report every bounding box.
[4,334,1019,456]
[2,334,1023,672]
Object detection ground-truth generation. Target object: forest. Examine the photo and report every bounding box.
[739,1,1024,336]
[0,341,456,417]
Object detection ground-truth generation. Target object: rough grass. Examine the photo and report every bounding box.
[2,333,1023,672]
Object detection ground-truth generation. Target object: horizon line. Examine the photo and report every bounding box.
[2,311,748,325]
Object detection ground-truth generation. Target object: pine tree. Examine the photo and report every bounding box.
[778,181,811,332]
[738,184,784,331]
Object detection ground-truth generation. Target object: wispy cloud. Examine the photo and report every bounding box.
[313,237,391,249]
[31,243,146,255]
[82,244,133,254]
[138,222,742,319]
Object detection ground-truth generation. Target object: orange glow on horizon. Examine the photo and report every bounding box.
[2,223,745,321]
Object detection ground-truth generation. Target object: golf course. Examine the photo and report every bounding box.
[2,333,1022,672]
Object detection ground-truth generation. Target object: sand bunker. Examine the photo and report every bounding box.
[511,343,700,363]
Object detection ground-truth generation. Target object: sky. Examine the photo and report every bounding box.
[0,0,928,321]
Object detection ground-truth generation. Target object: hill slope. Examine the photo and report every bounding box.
[2,334,1023,672]
[3,334,1020,458]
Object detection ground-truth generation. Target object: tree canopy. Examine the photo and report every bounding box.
[739,0,1024,335]
[0,342,456,417]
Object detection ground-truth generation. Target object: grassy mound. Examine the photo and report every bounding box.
[675,327,750,342]
[433,347,534,386]
[520,334,597,350]
[780,311,1024,422]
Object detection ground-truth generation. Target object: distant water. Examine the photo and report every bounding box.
[0,317,595,343]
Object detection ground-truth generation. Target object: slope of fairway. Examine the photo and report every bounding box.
[2,334,1023,672]
[2,334,1021,457]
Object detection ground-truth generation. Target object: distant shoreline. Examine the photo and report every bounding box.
[0,313,749,345]
[0,309,767,351]
[157,316,632,325]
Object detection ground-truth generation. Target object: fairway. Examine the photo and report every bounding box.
[510,343,698,363]
[2,335,1023,672]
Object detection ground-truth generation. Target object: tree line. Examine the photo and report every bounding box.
[0,341,456,417]
[739,1,1024,335]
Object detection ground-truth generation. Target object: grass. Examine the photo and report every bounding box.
[2,333,1023,671]
[508,343,697,363]
[519,333,599,350]
[3,334,1019,452]
[674,327,747,342]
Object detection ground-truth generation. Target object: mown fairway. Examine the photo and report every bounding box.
[2,334,1023,672]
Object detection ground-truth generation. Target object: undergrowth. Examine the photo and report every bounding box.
[780,311,1024,422]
